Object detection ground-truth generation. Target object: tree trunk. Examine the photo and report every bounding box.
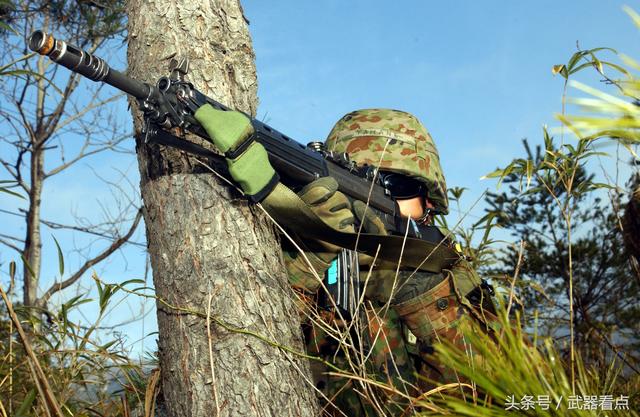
[23,145,43,307]
[126,1,319,416]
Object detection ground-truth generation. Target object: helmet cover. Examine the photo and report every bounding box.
[325,109,448,214]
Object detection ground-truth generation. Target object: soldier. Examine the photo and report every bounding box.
[285,109,496,413]
[194,105,495,415]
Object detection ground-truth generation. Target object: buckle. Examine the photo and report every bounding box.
[480,279,495,296]
[225,133,255,160]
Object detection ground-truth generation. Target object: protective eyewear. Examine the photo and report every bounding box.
[378,171,426,200]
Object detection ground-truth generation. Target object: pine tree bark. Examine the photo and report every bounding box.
[126,1,319,416]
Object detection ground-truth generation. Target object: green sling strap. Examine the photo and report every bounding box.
[262,183,461,274]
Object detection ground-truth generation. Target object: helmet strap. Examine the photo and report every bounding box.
[414,208,434,225]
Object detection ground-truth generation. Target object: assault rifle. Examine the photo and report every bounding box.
[29,30,462,315]
[29,30,450,244]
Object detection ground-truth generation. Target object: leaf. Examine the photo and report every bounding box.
[0,52,37,73]
[482,161,518,188]
[118,278,146,287]
[53,235,65,276]
[0,187,25,199]
[567,50,588,71]
[600,60,630,76]
[624,5,640,29]
[447,186,467,201]
[101,340,119,350]
[590,182,617,190]
[586,47,617,56]
[589,52,604,74]
[525,159,534,189]
[95,278,104,307]
[521,185,545,196]
[472,211,500,229]
[21,255,36,278]
[481,168,505,179]
[95,277,117,315]
[63,294,92,310]
[570,61,598,75]
[15,388,36,417]
[132,285,155,292]
[0,21,18,36]
[551,64,565,76]
[0,69,41,78]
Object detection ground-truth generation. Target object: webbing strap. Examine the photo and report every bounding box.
[146,127,463,274]
[262,183,461,273]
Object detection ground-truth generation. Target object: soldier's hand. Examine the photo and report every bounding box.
[298,177,355,234]
[284,177,355,292]
[352,200,387,236]
[295,176,354,259]
[194,104,277,200]
[352,199,394,274]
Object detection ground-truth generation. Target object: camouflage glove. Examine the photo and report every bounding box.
[352,200,387,236]
[352,199,389,271]
[352,200,402,301]
[297,176,355,260]
[284,177,355,293]
[194,104,277,200]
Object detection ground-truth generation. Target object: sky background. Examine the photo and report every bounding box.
[1,1,639,357]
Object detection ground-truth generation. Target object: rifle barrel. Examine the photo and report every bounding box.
[28,30,150,100]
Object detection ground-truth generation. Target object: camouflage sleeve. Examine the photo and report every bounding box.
[449,258,483,298]
[283,249,331,293]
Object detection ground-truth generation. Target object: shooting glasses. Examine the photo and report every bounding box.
[378,171,426,200]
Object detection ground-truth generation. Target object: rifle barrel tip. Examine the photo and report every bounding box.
[28,30,54,55]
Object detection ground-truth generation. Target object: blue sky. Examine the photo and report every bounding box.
[1,1,639,356]
[246,0,640,219]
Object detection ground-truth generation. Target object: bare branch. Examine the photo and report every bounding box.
[41,215,145,247]
[39,73,79,145]
[1,109,31,143]
[0,158,30,193]
[0,237,22,254]
[40,40,107,145]
[12,97,36,142]
[0,157,19,179]
[55,92,124,134]
[38,208,144,306]
[0,232,24,244]
[44,136,129,178]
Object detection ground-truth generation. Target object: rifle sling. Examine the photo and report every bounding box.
[262,183,461,273]
[148,128,461,273]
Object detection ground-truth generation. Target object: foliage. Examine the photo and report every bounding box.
[558,7,640,152]
[0,91,148,416]
[0,0,138,312]
[0,272,155,416]
[478,14,640,382]
[0,0,126,41]
[424,11,640,417]
[438,186,503,271]
[483,136,640,366]
[419,303,640,416]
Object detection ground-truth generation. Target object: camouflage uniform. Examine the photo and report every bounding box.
[285,109,490,415]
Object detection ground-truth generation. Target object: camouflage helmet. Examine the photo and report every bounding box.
[325,109,449,214]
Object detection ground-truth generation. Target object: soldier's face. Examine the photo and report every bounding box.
[396,196,435,224]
